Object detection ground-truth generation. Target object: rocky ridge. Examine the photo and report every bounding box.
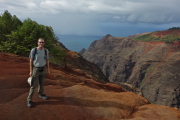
[82,31,180,109]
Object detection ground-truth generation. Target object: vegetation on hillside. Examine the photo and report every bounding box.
[0,10,65,64]
[168,27,180,30]
[133,27,180,43]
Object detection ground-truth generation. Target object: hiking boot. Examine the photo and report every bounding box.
[39,94,48,100]
[27,101,33,107]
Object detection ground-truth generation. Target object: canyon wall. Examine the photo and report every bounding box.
[82,34,180,108]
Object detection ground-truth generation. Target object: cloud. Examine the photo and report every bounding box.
[0,0,180,36]
[1,0,179,23]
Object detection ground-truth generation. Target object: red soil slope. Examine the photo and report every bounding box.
[0,53,179,120]
[152,29,180,38]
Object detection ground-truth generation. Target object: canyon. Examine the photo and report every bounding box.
[81,30,180,109]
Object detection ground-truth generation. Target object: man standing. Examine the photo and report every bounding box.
[27,38,50,107]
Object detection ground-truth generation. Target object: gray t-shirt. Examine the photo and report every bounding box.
[29,48,49,67]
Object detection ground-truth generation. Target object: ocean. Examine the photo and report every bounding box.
[57,35,103,52]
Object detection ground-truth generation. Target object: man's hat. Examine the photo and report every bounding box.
[27,77,32,86]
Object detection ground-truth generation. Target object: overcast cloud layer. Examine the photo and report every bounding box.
[0,0,180,36]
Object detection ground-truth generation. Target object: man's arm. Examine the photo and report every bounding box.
[29,58,33,76]
[46,59,50,74]
[46,49,50,74]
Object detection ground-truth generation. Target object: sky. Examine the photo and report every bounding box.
[0,0,180,51]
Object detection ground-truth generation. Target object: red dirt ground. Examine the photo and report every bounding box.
[0,52,179,120]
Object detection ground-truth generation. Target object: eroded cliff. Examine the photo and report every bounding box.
[82,33,180,109]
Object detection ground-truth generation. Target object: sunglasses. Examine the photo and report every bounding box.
[39,42,45,43]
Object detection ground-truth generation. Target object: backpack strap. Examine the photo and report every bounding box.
[44,48,47,59]
[33,47,37,61]
[33,47,47,61]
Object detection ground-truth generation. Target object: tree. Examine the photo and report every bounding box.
[168,27,180,30]
[0,10,22,43]
[12,15,23,30]
[0,10,66,63]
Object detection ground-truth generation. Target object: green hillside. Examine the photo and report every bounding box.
[0,10,65,64]
[133,28,180,43]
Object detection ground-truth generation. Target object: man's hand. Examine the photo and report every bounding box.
[47,69,50,74]
[29,72,32,76]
